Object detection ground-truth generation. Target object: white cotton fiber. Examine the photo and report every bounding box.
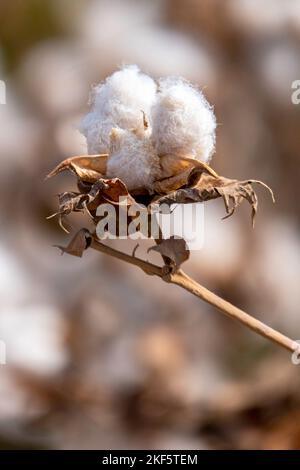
[151,77,216,162]
[106,127,161,190]
[80,65,157,154]
[80,66,217,190]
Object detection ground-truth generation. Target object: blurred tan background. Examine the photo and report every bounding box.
[0,0,300,450]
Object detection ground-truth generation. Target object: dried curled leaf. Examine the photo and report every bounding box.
[154,154,219,193]
[159,154,218,178]
[46,154,108,183]
[47,151,274,233]
[54,228,92,257]
[48,177,136,232]
[153,173,274,226]
[100,178,133,204]
[148,236,190,271]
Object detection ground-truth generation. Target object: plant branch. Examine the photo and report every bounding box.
[170,270,297,353]
[90,237,163,277]
[90,237,298,354]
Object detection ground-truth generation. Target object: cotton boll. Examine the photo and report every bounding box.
[106,127,161,190]
[80,112,109,154]
[92,65,156,115]
[80,65,157,154]
[151,77,216,162]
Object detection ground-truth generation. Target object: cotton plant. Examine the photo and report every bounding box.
[48,66,267,225]
[45,66,297,355]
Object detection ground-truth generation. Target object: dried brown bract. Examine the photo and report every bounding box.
[47,152,274,238]
[148,236,190,272]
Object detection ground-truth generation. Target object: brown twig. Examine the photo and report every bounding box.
[90,237,298,354]
[90,237,163,277]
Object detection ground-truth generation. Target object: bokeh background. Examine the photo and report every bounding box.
[0,0,300,450]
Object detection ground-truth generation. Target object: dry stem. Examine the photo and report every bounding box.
[90,237,298,354]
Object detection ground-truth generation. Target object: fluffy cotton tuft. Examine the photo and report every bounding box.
[80,65,157,154]
[106,127,161,190]
[151,77,216,162]
[80,66,216,189]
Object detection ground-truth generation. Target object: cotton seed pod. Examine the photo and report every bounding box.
[106,127,161,191]
[78,65,217,191]
[151,77,216,162]
[79,65,157,154]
